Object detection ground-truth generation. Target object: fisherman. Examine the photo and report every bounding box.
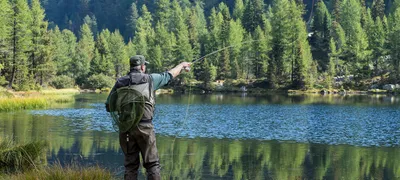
[105,55,191,180]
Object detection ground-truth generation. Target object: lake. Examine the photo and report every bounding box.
[0,93,399,179]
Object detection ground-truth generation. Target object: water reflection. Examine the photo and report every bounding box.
[0,93,399,179]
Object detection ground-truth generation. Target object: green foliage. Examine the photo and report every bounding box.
[50,75,75,89]
[86,74,115,90]
[388,7,400,81]
[0,138,47,173]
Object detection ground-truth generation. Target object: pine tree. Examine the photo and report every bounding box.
[9,0,32,89]
[310,0,332,72]
[73,23,95,85]
[134,5,153,57]
[270,0,291,86]
[339,0,370,73]
[289,1,314,88]
[233,0,245,20]
[372,0,386,20]
[30,0,50,85]
[0,0,12,81]
[125,3,139,39]
[388,8,400,81]
[109,30,128,78]
[242,0,264,33]
[327,38,338,88]
[253,26,269,78]
[91,29,113,76]
[61,29,77,77]
[228,19,245,79]
[155,0,171,26]
[83,15,98,38]
[154,21,175,68]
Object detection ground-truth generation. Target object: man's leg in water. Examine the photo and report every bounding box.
[135,123,161,180]
[120,131,141,180]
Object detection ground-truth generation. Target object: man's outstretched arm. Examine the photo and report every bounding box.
[168,62,191,78]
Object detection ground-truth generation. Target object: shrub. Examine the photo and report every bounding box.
[50,75,75,89]
[86,74,115,90]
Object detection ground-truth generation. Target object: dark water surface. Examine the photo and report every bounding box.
[0,93,399,179]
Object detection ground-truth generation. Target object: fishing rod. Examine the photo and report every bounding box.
[192,40,260,64]
[182,40,260,72]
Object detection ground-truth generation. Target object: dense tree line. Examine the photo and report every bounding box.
[0,0,400,91]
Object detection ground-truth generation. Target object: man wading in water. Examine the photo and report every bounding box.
[105,55,191,180]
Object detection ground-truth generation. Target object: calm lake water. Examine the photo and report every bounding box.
[0,93,399,179]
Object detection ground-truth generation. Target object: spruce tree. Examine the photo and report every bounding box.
[310,0,332,71]
[228,19,245,79]
[154,21,175,68]
[92,29,113,76]
[0,0,12,81]
[125,3,139,39]
[155,0,171,26]
[270,0,291,86]
[233,0,245,20]
[339,0,370,74]
[109,30,128,78]
[61,29,77,77]
[388,8,400,80]
[9,0,32,89]
[30,0,49,85]
[73,23,95,85]
[83,15,98,38]
[372,0,386,20]
[242,0,264,33]
[253,26,269,78]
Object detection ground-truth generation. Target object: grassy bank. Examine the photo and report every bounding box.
[0,88,78,112]
[0,138,114,180]
[1,164,114,180]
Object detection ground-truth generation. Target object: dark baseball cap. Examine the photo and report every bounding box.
[130,55,149,66]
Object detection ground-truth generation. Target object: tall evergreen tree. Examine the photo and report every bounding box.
[253,26,270,78]
[83,15,98,38]
[154,21,176,68]
[372,0,386,20]
[242,0,264,33]
[30,0,50,85]
[155,0,171,26]
[339,0,370,73]
[0,0,12,80]
[289,1,314,88]
[310,0,332,71]
[228,19,245,79]
[73,23,95,85]
[91,29,113,76]
[125,3,139,40]
[388,7,400,80]
[233,0,245,20]
[109,30,128,78]
[270,0,291,87]
[9,0,32,89]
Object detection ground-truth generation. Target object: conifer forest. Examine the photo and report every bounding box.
[1,0,400,91]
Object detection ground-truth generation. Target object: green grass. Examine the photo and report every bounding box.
[0,138,47,173]
[1,164,115,180]
[0,138,114,180]
[0,95,75,112]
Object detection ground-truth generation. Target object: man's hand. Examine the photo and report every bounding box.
[169,62,192,78]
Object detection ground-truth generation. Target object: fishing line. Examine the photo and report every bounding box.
[191,40,261,64]
[167,40,259,177]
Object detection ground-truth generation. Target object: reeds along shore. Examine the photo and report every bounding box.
[0,89,79,112]
[0,137,113,180]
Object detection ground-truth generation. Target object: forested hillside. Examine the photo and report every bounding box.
[1,0,400,91]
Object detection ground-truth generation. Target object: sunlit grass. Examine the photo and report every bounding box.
[0,95,75,112]
[0,88,77,112]
[1,163,115,180]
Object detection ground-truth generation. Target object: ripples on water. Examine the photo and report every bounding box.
[30,100,400,147]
